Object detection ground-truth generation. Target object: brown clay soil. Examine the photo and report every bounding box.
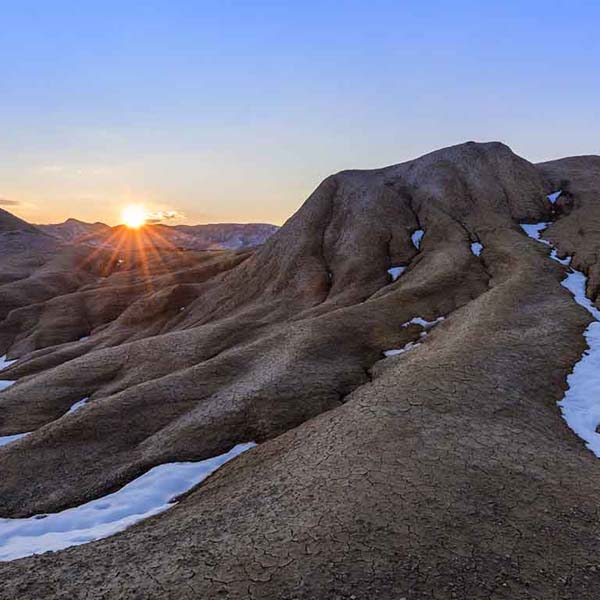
[1,142,600,599]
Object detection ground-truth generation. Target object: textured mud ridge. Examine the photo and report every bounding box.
[1,143,600,599]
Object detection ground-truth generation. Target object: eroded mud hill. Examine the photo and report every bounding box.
[1,142,600,599]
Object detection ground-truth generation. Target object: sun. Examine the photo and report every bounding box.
[121,204,147,229]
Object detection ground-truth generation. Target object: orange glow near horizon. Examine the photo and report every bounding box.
[121,204,147,229]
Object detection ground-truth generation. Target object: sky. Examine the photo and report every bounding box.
[0,0,598,226]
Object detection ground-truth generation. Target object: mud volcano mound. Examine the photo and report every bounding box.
[1,141,600,599]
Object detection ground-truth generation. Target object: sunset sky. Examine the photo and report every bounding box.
[1,1,598,226]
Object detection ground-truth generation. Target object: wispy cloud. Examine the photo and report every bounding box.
[145,210,184,224]
[0,198,20,206]
[37,164,112,177]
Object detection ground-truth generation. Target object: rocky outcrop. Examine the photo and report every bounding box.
[1,142,600,599]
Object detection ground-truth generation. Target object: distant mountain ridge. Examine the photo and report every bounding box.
[37,218,279,250]
[0,208,60,254]
[37,218,111,244]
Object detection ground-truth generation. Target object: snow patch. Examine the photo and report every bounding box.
[411,229,424,250]
[521,220,600,458]
[0,356,16,389]
[67,397,89,414]
[521,222,571,266]
[0,442,256,561]
[561,271,600,321]
[558,322,600,456]
[383,316,444,358]
[520,222,550,242]
[384,342,420,357]
[471,242,483,257]
[550,249,571,266]
[0,432,30,448]
[0,356,16,371]
[388,266,406,281]
[548,190,562,204]
[402,316,444,329]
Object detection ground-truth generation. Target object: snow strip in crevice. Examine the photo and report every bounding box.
[520,222,571,266]
[402,316,444,329]
[471,242,483,257]
[384,342,420,357]
[0,356,16,371]
[0,432,30,448]
[383,316,444,357]
[388,266,406,281]
[521,221,600,456]
[411,229,424,250]
[1,398,91,450]
[0,442,256,561]
[67,397,89,414]
[548,190,562,204]
[0,356,16,391]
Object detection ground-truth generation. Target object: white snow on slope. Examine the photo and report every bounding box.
[67,397,89,414]
[0,433,29,448]
[522,221,600,457]
[521,222,550,242]
[411,229,424,250]
[384,316,444,357]
[558,321,600,456]
[520,222,570,266]
[1,398,90,451]
[0,442,255,561]
[548,190,562,204]
[0,356,16,371]
[0,356,16,390]
[384,342,420,357]
[388,266,406,281]
[402,316,444,329]
[558,269,600,455]
[561,271,600,321]
[471,242,483,256]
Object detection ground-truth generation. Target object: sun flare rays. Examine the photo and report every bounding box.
[121,204,147,229]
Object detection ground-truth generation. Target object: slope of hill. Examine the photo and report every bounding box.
[1,142,600,599]
[37,218,111,243]
[0,208,60,256]
[38,218,279,250]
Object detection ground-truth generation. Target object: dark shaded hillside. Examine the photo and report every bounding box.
[1,142,600,599]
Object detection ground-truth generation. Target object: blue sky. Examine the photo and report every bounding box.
[0,0,598,225]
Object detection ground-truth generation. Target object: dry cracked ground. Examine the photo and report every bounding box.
[1,141,600,599]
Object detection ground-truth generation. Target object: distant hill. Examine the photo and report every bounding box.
[36,218,111,244]
[37,218,279,250]
[0,208,60,255]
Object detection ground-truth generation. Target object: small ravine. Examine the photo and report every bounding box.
[0,442,255,561]
[521,207,600,457]
[0,361,257,561]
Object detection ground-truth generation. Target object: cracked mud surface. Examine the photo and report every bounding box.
[1,142,600,598]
